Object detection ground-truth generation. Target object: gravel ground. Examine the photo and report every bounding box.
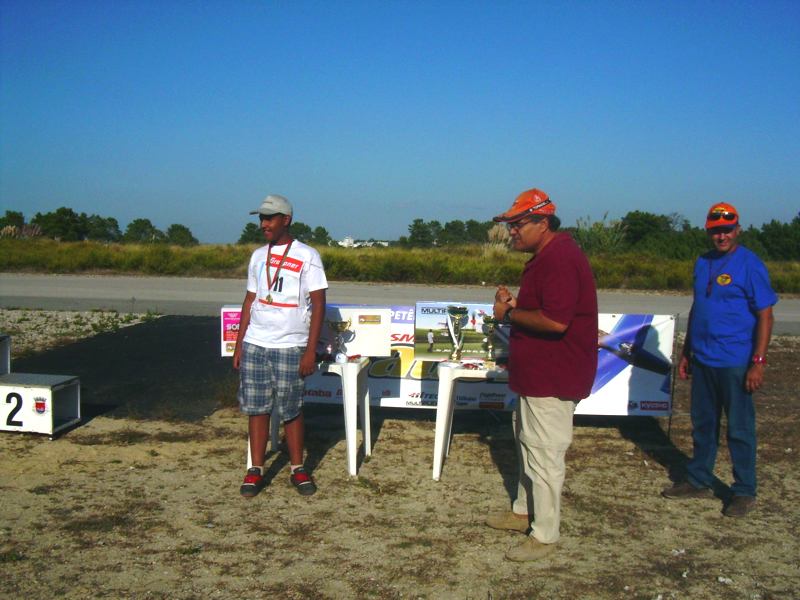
[0,308,158,357]
[1,310,798,599]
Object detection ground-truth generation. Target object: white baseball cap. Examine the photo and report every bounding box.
[250,194,293,216]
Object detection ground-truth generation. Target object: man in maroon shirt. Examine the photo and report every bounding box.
[487,188,598,562]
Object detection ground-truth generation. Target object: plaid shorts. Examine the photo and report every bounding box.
[237,342,305,419]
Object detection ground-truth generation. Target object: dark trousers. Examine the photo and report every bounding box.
[686,360,757,497]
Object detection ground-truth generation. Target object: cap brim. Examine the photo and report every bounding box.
[250,209,287,215]
[493,211,528,223]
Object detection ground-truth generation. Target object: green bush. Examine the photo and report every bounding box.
[768,261,800,294]
[1,238,797,293]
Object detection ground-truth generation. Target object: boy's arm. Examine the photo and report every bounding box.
[232,291,256,370]
[299,288,326,376]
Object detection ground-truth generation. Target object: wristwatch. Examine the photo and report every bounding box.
[751,354,767,365]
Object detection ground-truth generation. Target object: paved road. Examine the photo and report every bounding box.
[2,273,799,334]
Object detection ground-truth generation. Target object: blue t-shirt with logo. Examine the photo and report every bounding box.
[689,245,778,368]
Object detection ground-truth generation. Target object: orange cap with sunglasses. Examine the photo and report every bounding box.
[705,202,739,230]
[493,188,556,223]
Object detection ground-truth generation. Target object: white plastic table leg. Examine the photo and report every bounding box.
[340,363,359,476]
[432,364,457,481]
[358,366,372,458]
[432,365,507,480]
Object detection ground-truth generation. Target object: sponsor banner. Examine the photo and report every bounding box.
[302,367,517,411]
[414,301,510,362]
[578,313,675,416]
[221,306,675,416]
[220,305,241,357]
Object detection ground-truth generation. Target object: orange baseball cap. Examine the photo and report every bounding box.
[493,188,556,223]
[705,202,739,230]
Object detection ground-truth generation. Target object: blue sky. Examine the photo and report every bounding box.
[2,1,798,244]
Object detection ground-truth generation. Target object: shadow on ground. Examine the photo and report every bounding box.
[11,317,694,489]
[12,317,358,471]
[12,316,236,423]
[433,411,692,500]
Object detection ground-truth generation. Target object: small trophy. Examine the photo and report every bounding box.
[326,318,352,363]
[445,305,470,361]
[481,315,497,361]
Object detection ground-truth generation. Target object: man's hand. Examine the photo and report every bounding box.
[494,285,515,320]
[745,363,765,393]
[677,355,691,380]
[495,285,515,304]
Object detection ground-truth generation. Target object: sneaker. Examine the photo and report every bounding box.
[240,467,265,498]
[486,511,529,533]
[290,466,317,496]
[723,495,756,518]
[505,537,556,562]
[661,481,713,499]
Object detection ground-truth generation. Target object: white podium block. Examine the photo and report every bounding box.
[0,373,81,436]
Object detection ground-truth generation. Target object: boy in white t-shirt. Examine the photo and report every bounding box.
[232,194,328,497]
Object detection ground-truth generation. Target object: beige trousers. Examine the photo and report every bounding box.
[511,395,577,544]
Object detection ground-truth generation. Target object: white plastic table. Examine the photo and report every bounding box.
[247,357,372,476]
[432,362,509,480]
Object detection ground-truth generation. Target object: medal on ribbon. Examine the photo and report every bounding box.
[265,239,293,304]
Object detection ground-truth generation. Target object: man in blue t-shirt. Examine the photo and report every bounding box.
[662,202,777,518]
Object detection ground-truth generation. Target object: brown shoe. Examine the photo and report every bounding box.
[723,495,756,518]
[486,511,529,533]
[661,481,713,499]
[505,537,556,562]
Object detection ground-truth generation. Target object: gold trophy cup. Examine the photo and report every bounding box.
[326,318,352,363]
[481,315,497,362]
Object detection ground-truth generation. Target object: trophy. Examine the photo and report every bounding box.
[445,305,470,361]
[326,318,352,363]
[481,315,498,361]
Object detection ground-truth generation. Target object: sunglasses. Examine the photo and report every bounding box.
[505,217,544,232]
[707,211,737,222]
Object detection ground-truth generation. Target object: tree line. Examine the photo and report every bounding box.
[379,211,800,261]
[0,208,199,246]
[0,207,337,248]
[2,206,799,261]
[569,210,800,261]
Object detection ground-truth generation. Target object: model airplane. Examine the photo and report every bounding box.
[593,314,672,394]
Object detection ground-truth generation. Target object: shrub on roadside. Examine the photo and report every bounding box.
[1,238,797,293]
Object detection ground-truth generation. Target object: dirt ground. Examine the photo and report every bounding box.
[1,309,798,599]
